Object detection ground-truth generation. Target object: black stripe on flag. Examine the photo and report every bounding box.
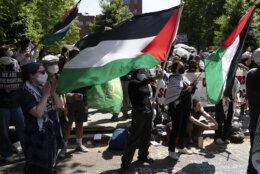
[53,3,79,33]
[75,6,180,50]
[224,8,255,98]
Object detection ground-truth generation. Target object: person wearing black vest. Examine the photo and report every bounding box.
[120,68,163,173]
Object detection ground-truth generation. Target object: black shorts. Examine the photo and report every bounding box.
[66,101,88,123]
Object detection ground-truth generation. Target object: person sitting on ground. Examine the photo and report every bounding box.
[187,99,218,143]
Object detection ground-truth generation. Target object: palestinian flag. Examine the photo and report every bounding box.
[42,1,80,46]
[205,6,255,104]
[57,5,183,94]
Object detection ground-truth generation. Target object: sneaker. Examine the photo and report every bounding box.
[224,139,231,144]
[59,146,67,158]
[5,156,14,163]
[178,147,192,155]
[216,138,225,144]
[76,145,89,152]
[168,151,179,160]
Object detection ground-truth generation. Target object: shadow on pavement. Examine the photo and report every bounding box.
[100,156,177,174]
[176,162,215,174]
[196,142,236,161]
[102,148,124,160]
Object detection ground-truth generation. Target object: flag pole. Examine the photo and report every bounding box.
[152,3,183,105]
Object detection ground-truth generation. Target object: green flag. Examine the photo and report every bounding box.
[87,78,123,113]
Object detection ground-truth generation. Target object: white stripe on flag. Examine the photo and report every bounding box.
[222,36,240,93]
[54,21,73,34]
[65,36,155,69]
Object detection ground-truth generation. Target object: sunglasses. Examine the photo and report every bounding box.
[37,70,46,75]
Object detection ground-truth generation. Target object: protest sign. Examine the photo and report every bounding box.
[0,72,23,89]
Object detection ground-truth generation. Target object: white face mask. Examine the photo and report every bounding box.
[137,74,146,81]
[36,73,48,85]
[47,65,59,74]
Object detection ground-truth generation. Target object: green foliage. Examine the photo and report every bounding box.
[179,0,225,50]
[89,0,133,34]
[213,0,259,50]
[0,0,80,53]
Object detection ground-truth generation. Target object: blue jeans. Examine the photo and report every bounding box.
[0,107,24,157]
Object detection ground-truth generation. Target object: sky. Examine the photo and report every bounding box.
[76,0,181,16]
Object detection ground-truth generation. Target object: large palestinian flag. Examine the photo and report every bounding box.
[57,5,183,94]
[42,1,80,46]
[205,6,255,104]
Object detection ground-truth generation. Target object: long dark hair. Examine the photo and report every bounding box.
[21,62,41,82]
[20,35,30,52]
[192,98,200,108]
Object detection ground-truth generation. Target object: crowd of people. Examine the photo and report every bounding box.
[0,35,259,174]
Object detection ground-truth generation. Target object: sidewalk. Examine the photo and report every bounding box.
[0,138,250,174]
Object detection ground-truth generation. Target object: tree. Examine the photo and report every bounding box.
[0,0,27,45]
[0,0,80,53]
[213,0,259,50]
[179,0,225,50]
[89,0,133,34]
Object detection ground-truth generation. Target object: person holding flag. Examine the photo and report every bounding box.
[120,68,163,173]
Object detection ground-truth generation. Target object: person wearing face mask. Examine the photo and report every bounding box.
[0,57,24,163]
[41,55,59,78]
[20,62,63,174]
[165,61,198,160]
[16,35,39,66]
[120,68,163,173]
[246,47,260,174]
[41,55,65,164]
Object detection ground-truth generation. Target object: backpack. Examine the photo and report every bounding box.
[109,128,130,150]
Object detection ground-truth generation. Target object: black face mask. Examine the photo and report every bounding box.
[178,67,185,74]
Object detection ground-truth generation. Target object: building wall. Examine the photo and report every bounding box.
[77,14,95,39]
[77,0,142,39]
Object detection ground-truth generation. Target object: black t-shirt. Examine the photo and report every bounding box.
[191,109,203,120]
[0,89,20,108]
[128,78,153,110]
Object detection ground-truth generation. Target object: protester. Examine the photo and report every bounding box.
[215,78,240,144]
[16,36,39,66]
[120,68,163,173]
[241,51,258,70]
[185,60,199,73]
[120,72,132,118]
[38,49,50,62]
[20,62,62,174]
[194,55,204,72]
[110,72,132,121]
[58,46,69,72]
[0,45,10,57]
[59,48,91,158]
[0,57,24,162]
[165,61,198,160]
[187,99,218,143]
[246,47,260,174]
[41,55,65,160]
